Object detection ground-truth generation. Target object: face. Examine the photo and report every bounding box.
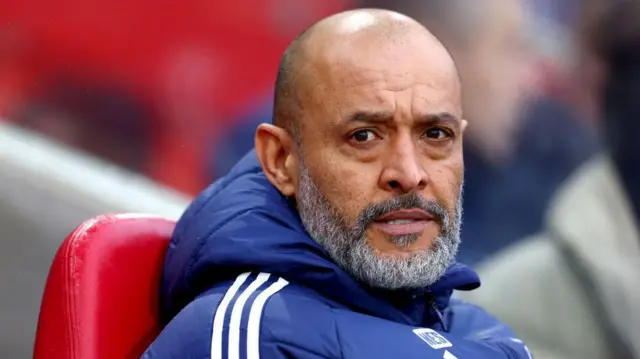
[257,24,466,290]
[459,0,532,161]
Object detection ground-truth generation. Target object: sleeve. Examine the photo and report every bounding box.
[140,293,216,359]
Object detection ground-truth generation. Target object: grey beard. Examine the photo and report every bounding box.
[297,162,462,290]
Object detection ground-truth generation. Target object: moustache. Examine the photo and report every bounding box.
[356,193,450,230]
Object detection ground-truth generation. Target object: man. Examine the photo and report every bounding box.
[460,1,640,358]
[211,0,551,265]
[143,9,531,358]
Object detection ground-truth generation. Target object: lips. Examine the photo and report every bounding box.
[375,209,434,221]
[372,209,434,236]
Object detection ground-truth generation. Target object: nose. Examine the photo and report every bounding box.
[379,140,428,193]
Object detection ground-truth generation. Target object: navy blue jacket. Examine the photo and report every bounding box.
[142,151,532,359]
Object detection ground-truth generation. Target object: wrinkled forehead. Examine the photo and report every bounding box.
[299,35,462,125]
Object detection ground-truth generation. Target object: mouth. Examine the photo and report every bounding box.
[372,209,435,236]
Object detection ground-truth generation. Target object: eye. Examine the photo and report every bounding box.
[350,129,379,143]
[425,128,451,140]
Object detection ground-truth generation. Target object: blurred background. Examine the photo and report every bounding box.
[2,0,637,357]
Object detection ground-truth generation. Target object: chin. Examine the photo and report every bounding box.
[371,237,434,257]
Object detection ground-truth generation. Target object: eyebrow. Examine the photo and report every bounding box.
[345,110,461,126]
[346,111,393,124]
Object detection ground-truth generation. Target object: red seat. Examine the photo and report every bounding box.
[34,214,176,359]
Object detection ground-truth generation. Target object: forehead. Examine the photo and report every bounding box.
[301,33,462,123]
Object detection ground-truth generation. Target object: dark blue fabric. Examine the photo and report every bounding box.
[142,151,531,358]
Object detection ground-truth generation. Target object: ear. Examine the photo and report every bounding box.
[461,119,468,135]
[255,123,298,196]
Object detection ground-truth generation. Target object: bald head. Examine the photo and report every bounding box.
[272,9,459,136]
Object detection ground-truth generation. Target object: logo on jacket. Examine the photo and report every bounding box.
[413,328,453,349]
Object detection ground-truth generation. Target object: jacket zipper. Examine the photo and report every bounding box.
[429,297,448,332]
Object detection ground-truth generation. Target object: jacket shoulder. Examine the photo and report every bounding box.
[144,272,340,359]
[259,278,342,359]
[142,285,226,358]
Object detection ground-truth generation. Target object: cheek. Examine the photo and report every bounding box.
[427,160,464,212]
[308,153,376,224]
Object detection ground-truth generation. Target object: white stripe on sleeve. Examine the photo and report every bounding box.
[228,273,271,359]
[246,277,289,359]
[210,272,251,359]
